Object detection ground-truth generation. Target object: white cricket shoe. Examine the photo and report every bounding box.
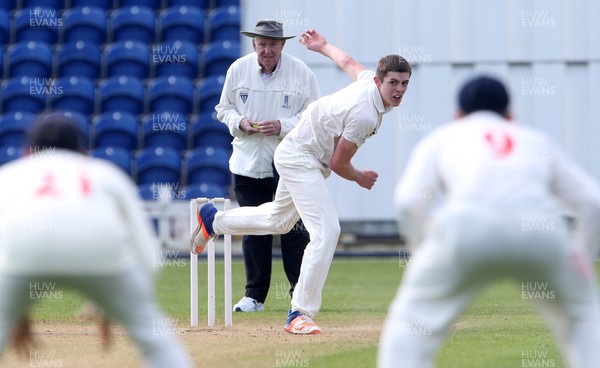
[233,296,264,312]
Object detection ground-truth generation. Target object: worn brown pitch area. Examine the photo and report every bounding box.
[0,317,383,368]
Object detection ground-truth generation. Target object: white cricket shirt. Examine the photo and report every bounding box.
[287,70,392,166]
[216,52,320,179]
[0,150,160,276]
[395,111,600,254]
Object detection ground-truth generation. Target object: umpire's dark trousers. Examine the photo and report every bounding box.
[233,173,310,303]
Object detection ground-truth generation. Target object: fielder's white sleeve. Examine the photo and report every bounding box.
[549,142,600,257]
[394,132,444,249]
[110,167,162,276]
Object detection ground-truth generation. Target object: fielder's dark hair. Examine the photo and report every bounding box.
[458,75,510,116]
[27,111,85,153]
[376,55,412,81]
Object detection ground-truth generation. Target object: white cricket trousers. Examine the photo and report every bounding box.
[213,138,340,318]
[0,268,192,368]
[378,203,600,368]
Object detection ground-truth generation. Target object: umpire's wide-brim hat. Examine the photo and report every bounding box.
[241,20,296,40]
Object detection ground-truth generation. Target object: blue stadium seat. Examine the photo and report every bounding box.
[2,76,47,113]
[159,5,205,44]
[7,41,53,78]
[71,0,114,10]
[202,40,240,77]
[142,111,188,151]
[38,110,90,149]
[197,75,225,113]
[23,0,65,9]
[15,7,60,44]
[185,146,231,187]
[57,41,102,79]
[181,182,227,200]
[0,0,12,11]
[62,6,108,45]
[208,6,240,42]
[111,6,156,44]
[215,0,240,8]
[92,111,139,150]
[104,40,151,79]
[148,76,194,114]
[191,112,232,153]
[90,146,133,175]
[136,146,181,185]
[50,76,96,115]
[0,112,36,147]
[0,9,9,44]
[153,40,199,79]
[0,146,21,165]
[99,76,145,115]
[166,0,209,8]
[119,0,161,8]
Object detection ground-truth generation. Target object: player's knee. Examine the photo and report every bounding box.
[324,222,341,243]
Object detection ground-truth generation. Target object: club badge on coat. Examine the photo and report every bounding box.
[281,95,290,109]
[240,93,248,104]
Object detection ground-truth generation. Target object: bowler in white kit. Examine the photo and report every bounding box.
[192,29,411,334]
[378,76,600,368]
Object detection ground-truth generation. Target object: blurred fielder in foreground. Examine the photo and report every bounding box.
[378,75,600,368]
[192,29,411,334]
[0,113,192,367]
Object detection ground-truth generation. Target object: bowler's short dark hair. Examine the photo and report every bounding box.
[376,55,412,82]
[27,112,85,153]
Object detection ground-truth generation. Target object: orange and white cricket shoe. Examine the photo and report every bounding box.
[284,310,322,335]
[190,203,217,254]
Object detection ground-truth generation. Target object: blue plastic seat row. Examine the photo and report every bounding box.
[2,0,235,12]
[91,144,232,189]
[0,110,232,153]
[0,142,230,199]
[0,137,231,190]
[1,5,240,46]
[2,39,240,80]
[1,74,227,116]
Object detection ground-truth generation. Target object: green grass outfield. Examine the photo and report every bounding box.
[30,258,600,367]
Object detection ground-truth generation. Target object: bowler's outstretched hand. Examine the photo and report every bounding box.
[300,29,327,53]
